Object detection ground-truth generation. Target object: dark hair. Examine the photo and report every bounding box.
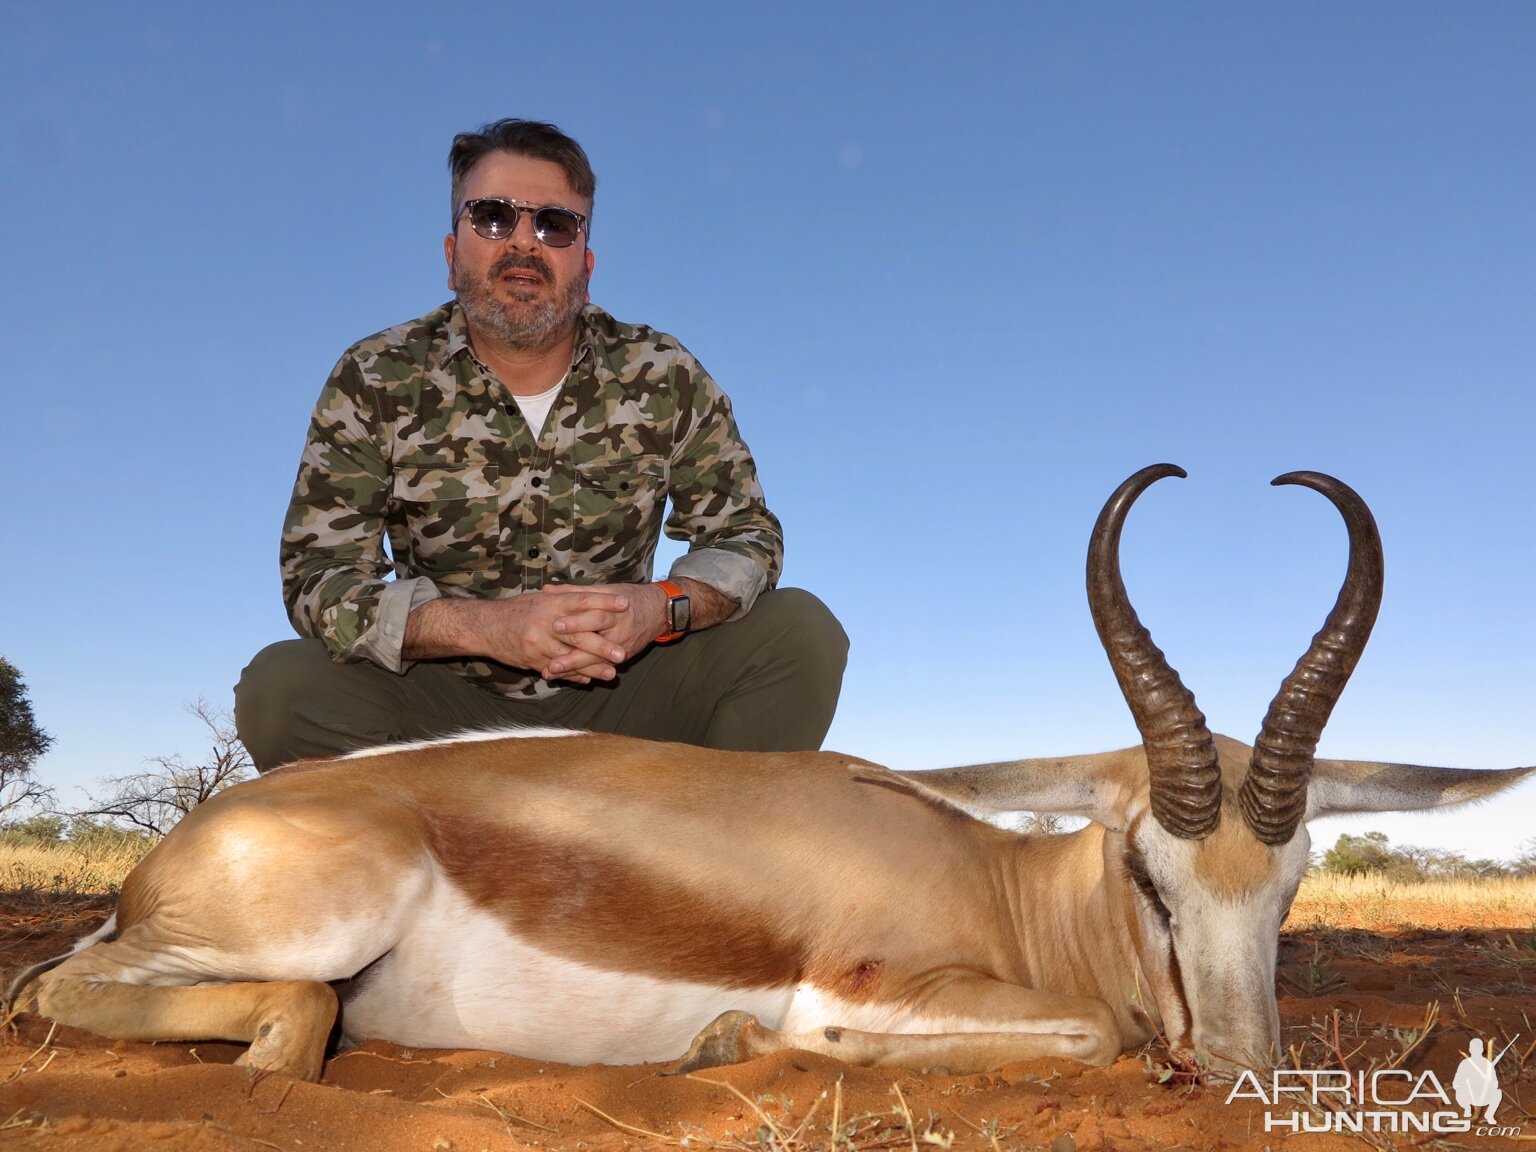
[448,118,597,221]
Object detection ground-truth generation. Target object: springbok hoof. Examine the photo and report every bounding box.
[667,1010,763,1074]
[234,1018,325,1082]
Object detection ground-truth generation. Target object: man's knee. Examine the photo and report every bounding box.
[753,588,850,675]
[701,588,848,751]
[234,640,360,771]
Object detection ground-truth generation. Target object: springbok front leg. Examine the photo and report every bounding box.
[34,938,338,1081]
[673,976,1122,1074]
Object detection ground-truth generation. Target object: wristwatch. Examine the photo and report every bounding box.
[653,579,691,644]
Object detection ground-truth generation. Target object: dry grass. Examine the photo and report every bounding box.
[578,1075,976,1152]
[1286,871,1536,930]
[0,838,151,897]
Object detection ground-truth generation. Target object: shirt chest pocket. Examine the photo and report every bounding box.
[570,455,667,554]
[391,458,505,569]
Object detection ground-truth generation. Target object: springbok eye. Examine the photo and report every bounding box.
[1123,851,1172,925]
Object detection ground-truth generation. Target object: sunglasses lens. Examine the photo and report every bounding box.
[467,200,517,239]
[534,208,582,248]
[463,201,582,246]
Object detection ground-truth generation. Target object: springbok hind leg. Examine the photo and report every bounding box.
[674,978,1121,1075]
[33,945,337,1082]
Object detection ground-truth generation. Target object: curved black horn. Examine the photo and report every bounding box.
[1087,464,1220,839]
[1240,472,1384,845]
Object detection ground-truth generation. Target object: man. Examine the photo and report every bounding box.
[235,119,847,771]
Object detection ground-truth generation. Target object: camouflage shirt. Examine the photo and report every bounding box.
[281,301,784,699]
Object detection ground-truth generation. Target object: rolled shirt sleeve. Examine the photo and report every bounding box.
[662,363,781,618]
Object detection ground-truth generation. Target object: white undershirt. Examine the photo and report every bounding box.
[509,375,565,439]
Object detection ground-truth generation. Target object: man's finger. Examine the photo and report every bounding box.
[544,633,624,671]
[552,609,625,636]
[551,627,626,664]
[540,585,631,611]
[544,670,598,685]
[544,654,617,681]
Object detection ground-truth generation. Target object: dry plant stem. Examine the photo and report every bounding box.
[6,1020,56,1082]
[688,1073,790,1146]
[253,1075,296,1115]
[1319,1009,1367,1075]
[574,1096,679,1144]
[782,1093,824,1147]
[1387,1001,1438,1066]
[1513,1033,1536,1072]
[891,1082,918,1152]
[474,1091,559,1134]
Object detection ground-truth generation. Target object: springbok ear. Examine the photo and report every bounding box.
[1308,758,1536,818]
[898,747,1145,831]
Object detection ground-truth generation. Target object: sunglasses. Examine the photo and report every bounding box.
[455,198,588,248]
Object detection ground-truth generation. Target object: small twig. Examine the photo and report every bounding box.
[574,1097,679,1144]
[687,1073,789,1147]
[329,1046,435,1066]
[6,1021,58,1081]
[1317,1009,1367,1075]
[891,1082,919,1152]
[942,1108,1020,1144]
[1,1109,37,1131]
[242,1065,274,1101]
[1390,1001,1439,1066]
[254,1076,296,1115]
[474,1092,559,1135]
[782,1092,823,1147]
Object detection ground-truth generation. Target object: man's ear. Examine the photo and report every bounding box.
[444,232,457,291]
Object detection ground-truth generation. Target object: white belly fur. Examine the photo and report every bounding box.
[340,878,796,1065]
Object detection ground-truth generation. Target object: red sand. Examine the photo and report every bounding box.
[2,895,1531,1150]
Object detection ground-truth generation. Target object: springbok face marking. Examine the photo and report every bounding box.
[1120,799,1310,1070]
[12,465,1532,1082]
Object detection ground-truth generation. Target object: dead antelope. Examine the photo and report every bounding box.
[10,465,1531,1081]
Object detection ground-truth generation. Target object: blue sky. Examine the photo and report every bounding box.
[4,2,1533,860]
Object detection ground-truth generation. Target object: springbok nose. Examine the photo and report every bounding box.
[1196,1029,1280,1074]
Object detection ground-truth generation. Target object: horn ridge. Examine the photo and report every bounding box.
[1087,464,1220,839]
[1241,471,1384,845]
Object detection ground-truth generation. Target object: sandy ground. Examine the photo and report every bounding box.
[0,894,1531,1151]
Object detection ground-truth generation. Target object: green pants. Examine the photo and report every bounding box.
[234,588,848,771]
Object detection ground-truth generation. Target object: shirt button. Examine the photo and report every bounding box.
[528,547,541,559]
[531,476,543,488]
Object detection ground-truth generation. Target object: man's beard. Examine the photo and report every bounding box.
[453,251,588,352]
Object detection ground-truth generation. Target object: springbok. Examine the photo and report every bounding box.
[11,465,1531,1082]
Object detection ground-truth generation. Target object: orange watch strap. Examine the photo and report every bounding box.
[653,580,687,643]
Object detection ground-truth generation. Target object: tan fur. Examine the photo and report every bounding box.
[1192,816,1275,896]
[20,726,1528,1081]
